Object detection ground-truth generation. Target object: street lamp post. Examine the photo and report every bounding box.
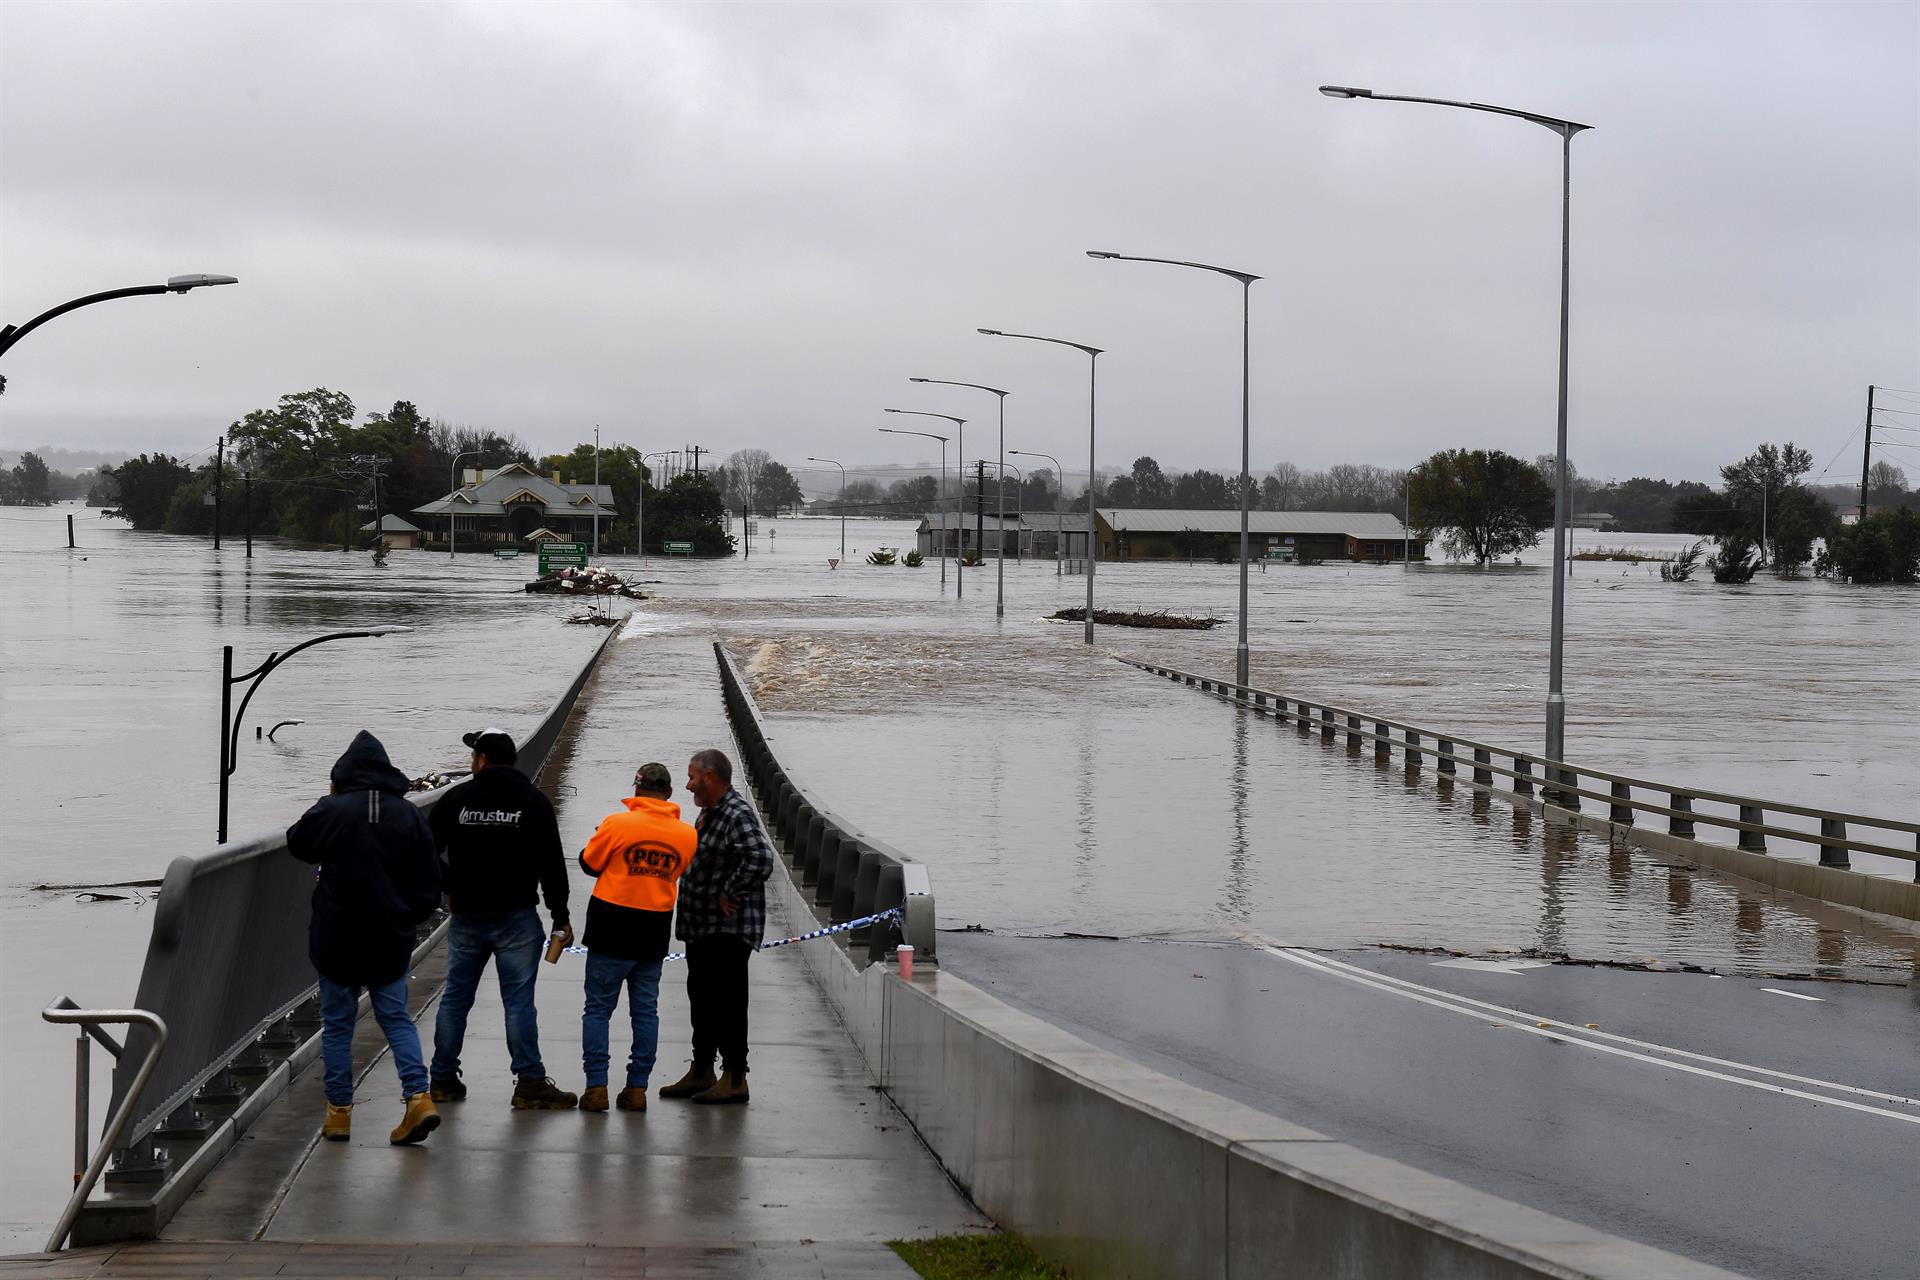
[807,457,847,562]
[0,274,239,361]
[592,426,601,559]
[910,378,1009,619]
[1320,83,1591,782]
[1085,253,1259,691]
[1008,449,1066,577]
[449,450,481,559]
[218,626,411,843]
[879,425,949,587]
[977,329,1103,645]
[639,451,669,561]
[971,459,1024,561]
[884,410,967,595]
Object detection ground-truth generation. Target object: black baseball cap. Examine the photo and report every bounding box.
[634,762,673,793]
[462,727,518,764]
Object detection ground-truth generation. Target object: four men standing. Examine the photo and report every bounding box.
[294,732,779,1143]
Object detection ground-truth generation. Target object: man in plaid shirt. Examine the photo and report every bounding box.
[658,748,775,1105]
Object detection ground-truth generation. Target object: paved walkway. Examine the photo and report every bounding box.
[4,627,981,1279]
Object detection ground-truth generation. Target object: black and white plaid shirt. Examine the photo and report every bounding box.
[675,787,776,944]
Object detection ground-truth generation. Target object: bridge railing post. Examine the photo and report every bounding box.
[1818,818,1850,869]
[1473,748,1492,786]
[1403,729,1421,767]
[1669,793,1696,838]
[1609,782,1634,826]
[1438,739,1456,775]
[1513,758,1534,797]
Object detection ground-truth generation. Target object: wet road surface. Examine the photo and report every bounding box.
[943,931,1920,1280]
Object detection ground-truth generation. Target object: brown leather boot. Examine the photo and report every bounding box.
[691,1071,749,1105]
[511,1076,578,1111]
[580,1085,609,1113]
[615,1087,648,1112]
[323,1102,352,1141]
[657,1062,717,1099]
[389,1093,439,1145]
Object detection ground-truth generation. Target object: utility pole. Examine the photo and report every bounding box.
[592,425,601,559]
[341,488,352,553]
[1859,384,1876,521]
[213,437,224,550]
[244,472,253,559]
[975,460,987,558]
[371,462,384,552]
[691,445,705,477]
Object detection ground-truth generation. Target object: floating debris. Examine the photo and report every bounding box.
[408,770,469,793]
[524,566,647,599]
[1049,607,1221,630]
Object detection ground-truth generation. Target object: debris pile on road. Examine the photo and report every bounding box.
[409,770,469,793]
[1049,606,1220,630]
[523,566,647,598]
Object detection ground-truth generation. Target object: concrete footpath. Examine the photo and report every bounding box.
[1,626,983,1279]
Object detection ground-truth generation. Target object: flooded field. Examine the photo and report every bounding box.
[1,503,1915,1247]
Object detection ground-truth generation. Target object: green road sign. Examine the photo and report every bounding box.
[663,541,694,556]
[538,542,588,573]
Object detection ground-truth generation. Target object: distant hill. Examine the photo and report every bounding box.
[0,446,130,473]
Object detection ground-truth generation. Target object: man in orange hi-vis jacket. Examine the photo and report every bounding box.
[575,762,697,1113]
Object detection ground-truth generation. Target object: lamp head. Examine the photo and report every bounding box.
[908,377,931,383]
[1318,85,1371,99]
[1085,251,1119,259]
[362,625,413,636]
[166,273,239,292]
[977,328,1003,336]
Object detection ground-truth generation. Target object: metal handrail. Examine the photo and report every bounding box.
[1125,658,1919,875]
[41,1002,168,1254]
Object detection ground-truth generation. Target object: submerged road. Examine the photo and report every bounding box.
[944,933,1920,1280]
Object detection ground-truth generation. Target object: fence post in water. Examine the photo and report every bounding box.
[1609,782,1634,826]
[1818,818,1850,869]
[1473,748,1493,786]
[1319,707,1335,740]
[1404,729,1421,766]
[1669,793,1696,838]
[1514,758,1535,797]
[1737,805,1767,853]
[1347,714,1363,750]
[1374,722,1391,762]
[68,514,76,548]
[1438,739,1457,775]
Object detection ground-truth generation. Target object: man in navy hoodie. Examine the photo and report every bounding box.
[288,730,443,1145]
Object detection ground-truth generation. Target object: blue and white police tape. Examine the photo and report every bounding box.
[560,904,906,962]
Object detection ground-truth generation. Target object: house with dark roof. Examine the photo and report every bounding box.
[412,462,616,550]
[1092,509,1423,562]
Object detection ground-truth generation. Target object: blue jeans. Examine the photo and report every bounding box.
[581,951,664,1090]
[318,974,428,1106]
[430,908,546,1081]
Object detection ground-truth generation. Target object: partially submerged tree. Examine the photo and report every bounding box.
[1707,532,1760,584]
[1818,508,1920,584]
[1405,448,1553,565]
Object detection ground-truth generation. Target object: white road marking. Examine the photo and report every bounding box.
[1249,941,1920,1125]
[1762,988,1826,1002]
[1432,958,1553,975]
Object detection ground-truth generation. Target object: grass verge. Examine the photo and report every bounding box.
[889,1233,1068,1279]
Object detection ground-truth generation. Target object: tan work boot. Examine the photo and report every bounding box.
[615,1087,648,1113]
[580,1085,610,1113]
[323,1102,352,1141]
[511,1075,578,1111]
[390,1092,439,1145]
[691,1071,749,1106]
[657,1062,717,1099]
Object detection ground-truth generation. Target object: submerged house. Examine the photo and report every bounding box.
[412,462,616,550]
[1092,509,1423,562]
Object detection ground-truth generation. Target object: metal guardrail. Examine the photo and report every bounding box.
[46,624,621,1246]
[1124,658,1920,881]
[39,1003,167,1253]
[712,642,937,963]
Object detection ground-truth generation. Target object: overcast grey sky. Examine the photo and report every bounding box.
[2,0,1915,493]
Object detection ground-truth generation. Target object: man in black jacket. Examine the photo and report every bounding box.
[288,730,443,1146]
[427,728,576,1110]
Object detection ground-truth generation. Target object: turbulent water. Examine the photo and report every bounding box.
[1,503,1915,1247]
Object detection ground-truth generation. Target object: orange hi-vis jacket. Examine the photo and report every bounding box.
[580,796,697,913]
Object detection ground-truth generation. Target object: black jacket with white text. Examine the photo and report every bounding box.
[430,765,570,926]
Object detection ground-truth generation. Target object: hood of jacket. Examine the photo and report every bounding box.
[330,729,411,796]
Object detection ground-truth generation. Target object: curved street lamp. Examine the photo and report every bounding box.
[879,425,949,587]
[911,377,1010,619]
[0,274,239,361]
[1008,448,1066,578]
[219,626,412,843]
[978,328,1103,645]
[1320,84,1591,787]
[971,458,1024,563]
[884,410,967,595]
[1085,252,1259,689]
[639,450,670,561]
[448,450,482,559]
[806,457,847,561]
